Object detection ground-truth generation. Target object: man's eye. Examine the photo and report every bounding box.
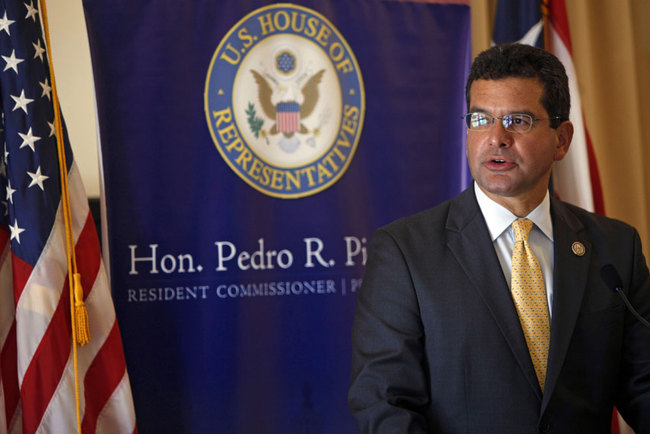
[512,115,532,126]
[472,114,489,125]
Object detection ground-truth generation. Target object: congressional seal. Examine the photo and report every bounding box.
[204,3,365,199]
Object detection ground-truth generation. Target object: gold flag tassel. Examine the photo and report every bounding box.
[74,273,90,345]
[36,0,91,346]
[38,0,89,432]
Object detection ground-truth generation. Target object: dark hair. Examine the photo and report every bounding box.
[465,43,570,128]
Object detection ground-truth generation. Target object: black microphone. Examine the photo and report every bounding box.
[600,264,650,329]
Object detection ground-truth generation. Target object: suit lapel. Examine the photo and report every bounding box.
[445,189,542,400]
[541,200,591,412]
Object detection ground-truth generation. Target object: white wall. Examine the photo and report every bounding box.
[44,0,100,198]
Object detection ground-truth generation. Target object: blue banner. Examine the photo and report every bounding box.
[82,1,470,432]
[492,0,543,46]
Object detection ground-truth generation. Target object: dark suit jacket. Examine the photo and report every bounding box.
[348,187,650,433]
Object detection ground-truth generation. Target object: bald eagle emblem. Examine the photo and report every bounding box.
[204,3,364,198]
[248,69,325,152]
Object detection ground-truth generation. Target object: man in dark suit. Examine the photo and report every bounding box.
[348,44,650,433]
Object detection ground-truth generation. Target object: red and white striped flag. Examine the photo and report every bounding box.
[544,0,605,214]
[492,0,604,215]
[276,102,300,133]
[0,1,136,432]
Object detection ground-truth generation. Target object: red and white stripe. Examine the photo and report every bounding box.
[277,111,300,133]
[546,0,605,214]
[0,163,136,434]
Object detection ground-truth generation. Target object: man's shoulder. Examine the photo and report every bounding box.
[551,200,640,249]
[378,189,476,239]
[385,201,450,228]
[552,198,638,239]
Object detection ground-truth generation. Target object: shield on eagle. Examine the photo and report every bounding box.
[276,102,300,134]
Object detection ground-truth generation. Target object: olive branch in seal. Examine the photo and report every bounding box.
[246,103,264,138]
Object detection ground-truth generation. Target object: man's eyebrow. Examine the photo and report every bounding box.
[468,107,537,117]
[512,110,536,117]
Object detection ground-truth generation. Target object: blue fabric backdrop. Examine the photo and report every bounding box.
[83,1,471,432]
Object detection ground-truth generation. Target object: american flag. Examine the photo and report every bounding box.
[276,102,300,133]
[492,0,604,215]
[0,1,136,433]
[543,0,605,215]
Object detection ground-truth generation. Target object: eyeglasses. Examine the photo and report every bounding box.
[462,112,560,133]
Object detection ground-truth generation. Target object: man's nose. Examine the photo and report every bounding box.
[486,119,514,148]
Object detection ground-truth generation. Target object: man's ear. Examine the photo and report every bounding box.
[554,121,573,161]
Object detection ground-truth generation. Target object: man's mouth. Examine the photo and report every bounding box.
[484,157,515,170]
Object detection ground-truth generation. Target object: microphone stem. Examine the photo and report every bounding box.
[616,288,650,329]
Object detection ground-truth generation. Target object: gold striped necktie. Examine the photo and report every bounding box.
[511,218,550,391]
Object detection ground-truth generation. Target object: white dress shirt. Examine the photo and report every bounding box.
[473,182,555,316]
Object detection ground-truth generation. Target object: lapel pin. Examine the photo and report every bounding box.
[571,241,586,256]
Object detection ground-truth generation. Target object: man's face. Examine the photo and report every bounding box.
[466,77,572,209]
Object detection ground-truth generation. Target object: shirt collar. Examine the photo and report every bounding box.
[473,182,553,242]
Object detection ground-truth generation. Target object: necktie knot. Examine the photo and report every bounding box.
[512,218,533,243]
